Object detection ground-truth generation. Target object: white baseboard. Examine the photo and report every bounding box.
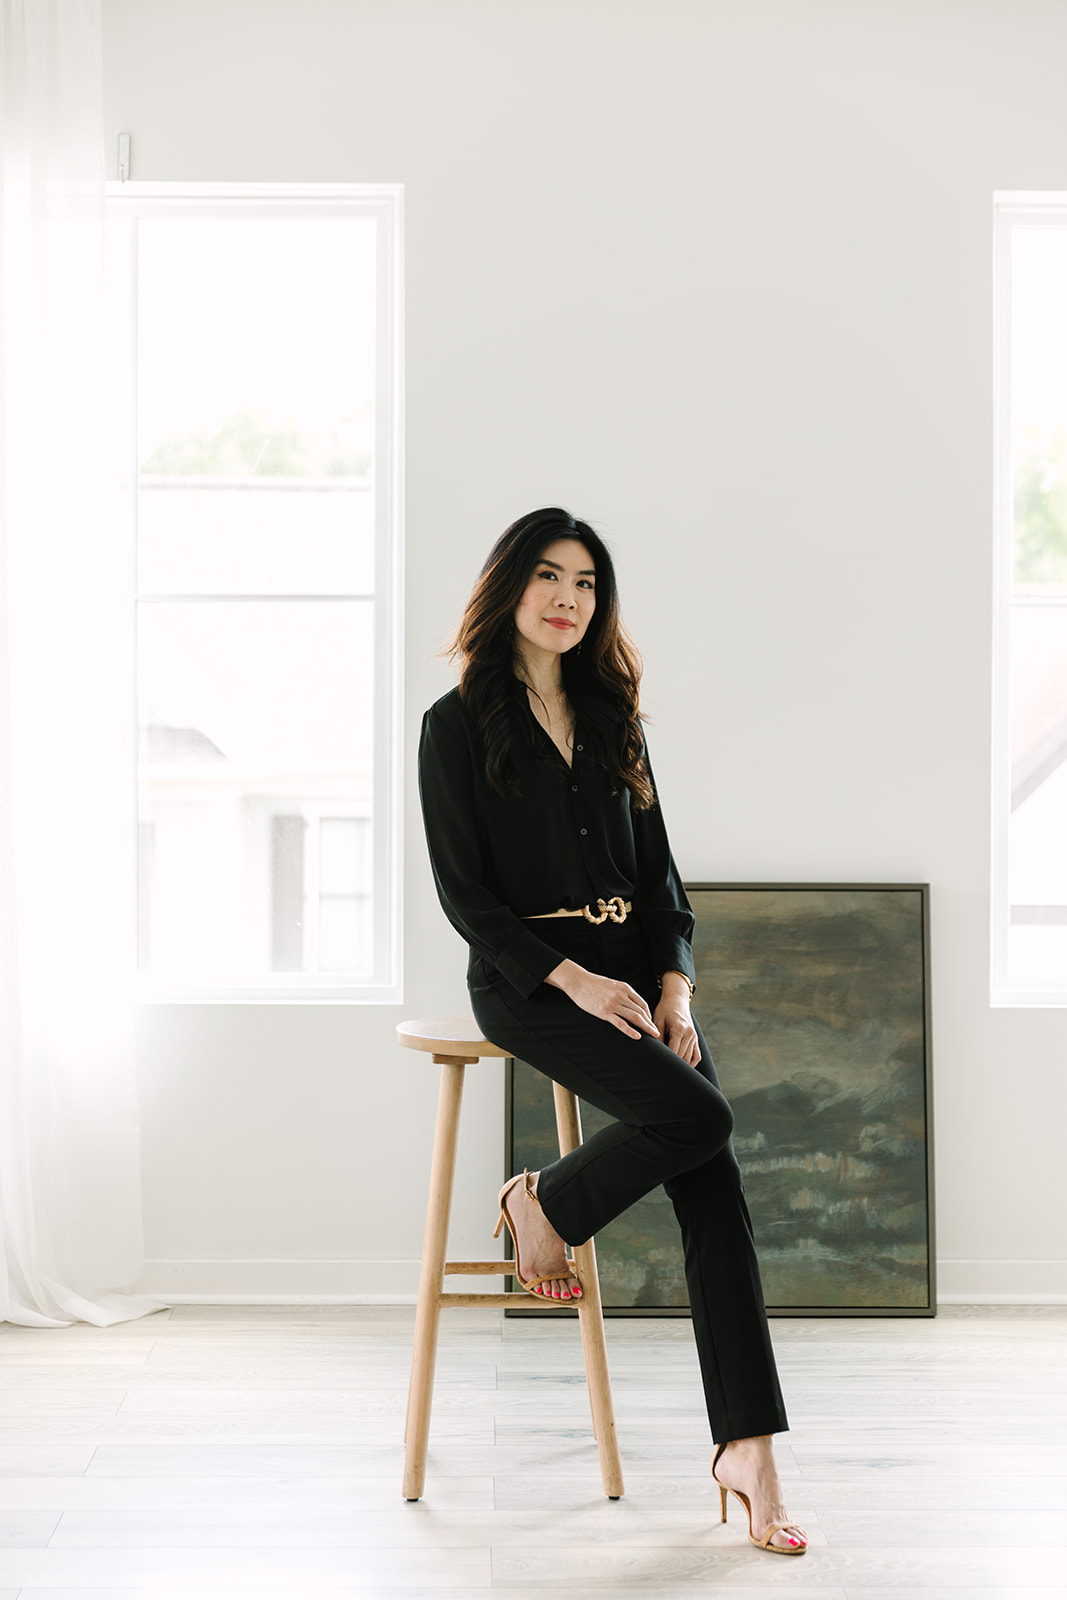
[134,1258,1067,1307]
[134,1259,504,1301]
[155,1293,421,1305]
[936,1259,1067,1302]
[938,1292,1067,1305]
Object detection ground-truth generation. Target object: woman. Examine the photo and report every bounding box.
[418,508,806,1556]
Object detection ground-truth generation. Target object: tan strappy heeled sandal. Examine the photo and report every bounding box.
[711,1442,807,1555]
[493,1170,582,1303]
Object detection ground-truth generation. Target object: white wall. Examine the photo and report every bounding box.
[106,0,1067,1305]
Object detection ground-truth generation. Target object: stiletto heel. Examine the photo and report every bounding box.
[711,1442,807,1556]
[494,1169,582,1304]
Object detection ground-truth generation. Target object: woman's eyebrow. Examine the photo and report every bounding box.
[539,559,596,576]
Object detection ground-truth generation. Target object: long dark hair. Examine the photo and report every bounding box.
[449,508,655,809]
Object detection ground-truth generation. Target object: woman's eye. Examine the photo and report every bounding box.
[578,579,595,590]
[537,570,556,581]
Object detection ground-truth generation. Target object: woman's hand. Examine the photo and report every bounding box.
[653,973,700,1066]
[546,959,660,1041]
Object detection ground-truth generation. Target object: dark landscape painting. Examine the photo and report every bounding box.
[508,884,934,1315]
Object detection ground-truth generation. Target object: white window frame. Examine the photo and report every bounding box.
[992,191,1067,1007]
[107,182,403,1003]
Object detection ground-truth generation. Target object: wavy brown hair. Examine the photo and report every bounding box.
[449,508,655,809]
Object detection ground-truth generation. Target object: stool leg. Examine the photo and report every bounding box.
[552,1082,625,1500]
[403,1056,466,1500]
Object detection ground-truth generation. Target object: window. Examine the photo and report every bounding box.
[108,185,403,1001]
[271,809,373,974]
[992,195,1067,1005]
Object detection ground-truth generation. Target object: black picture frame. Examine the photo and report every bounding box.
[506,883,935,1317]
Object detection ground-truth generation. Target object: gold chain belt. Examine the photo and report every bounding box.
[524,896,631,925]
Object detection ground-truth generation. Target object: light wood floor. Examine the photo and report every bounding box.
[0,1302,1064,1597]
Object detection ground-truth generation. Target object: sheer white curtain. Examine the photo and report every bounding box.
[0,0,161,1324]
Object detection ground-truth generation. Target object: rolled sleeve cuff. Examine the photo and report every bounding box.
[649,932,696,992]
[494,927,564,1000]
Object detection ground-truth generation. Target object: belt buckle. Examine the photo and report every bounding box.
[581,896,627,925]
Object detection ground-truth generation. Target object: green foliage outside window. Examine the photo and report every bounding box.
[141,406,372,479]
[1014,427,1067,584]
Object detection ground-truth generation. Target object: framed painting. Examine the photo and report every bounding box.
[506,883,935,1316]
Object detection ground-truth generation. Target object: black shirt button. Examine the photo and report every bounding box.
[571,784,578,792]
[579,828,587,836]
[576,744,583,751]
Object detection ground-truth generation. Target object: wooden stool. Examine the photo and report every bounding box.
[398,1016,624,1502]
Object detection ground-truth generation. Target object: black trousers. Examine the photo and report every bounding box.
[469,916,788,1445]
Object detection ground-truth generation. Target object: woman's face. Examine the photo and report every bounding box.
[513,539,597,658]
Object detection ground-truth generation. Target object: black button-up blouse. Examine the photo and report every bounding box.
[418,678,696,1000]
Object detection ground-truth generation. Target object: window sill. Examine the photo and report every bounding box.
[136,980,402,1005]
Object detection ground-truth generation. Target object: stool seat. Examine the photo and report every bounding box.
[399,1014,623,1503]
[397,1016,508,1059]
